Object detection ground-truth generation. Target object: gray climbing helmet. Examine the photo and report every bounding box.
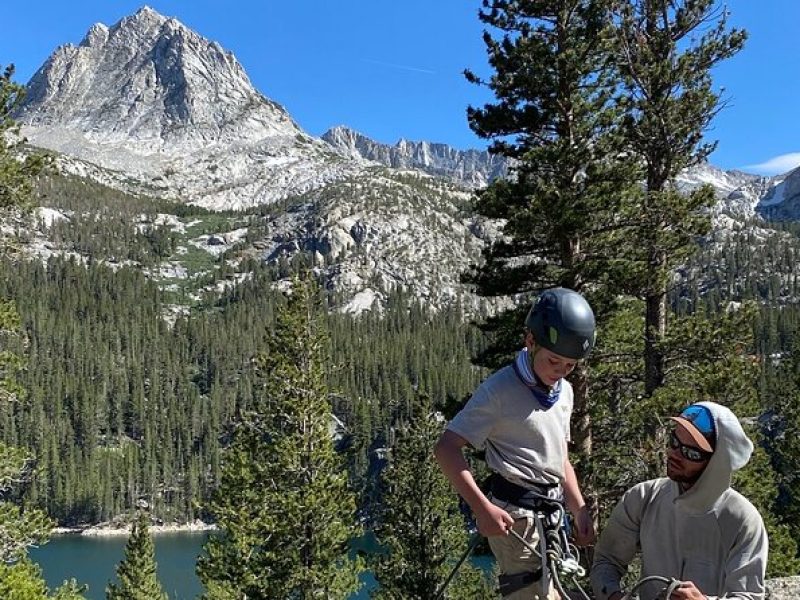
[525,288,596,359]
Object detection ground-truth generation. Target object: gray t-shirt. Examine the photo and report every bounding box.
[447,365,573,486]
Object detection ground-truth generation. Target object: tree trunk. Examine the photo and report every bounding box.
[644,288,666,396]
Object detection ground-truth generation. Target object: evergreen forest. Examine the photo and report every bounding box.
[3,1,800,598]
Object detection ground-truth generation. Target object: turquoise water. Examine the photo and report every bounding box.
[31,532,488,599]
[30,532,209,599]
[31,532,379,599]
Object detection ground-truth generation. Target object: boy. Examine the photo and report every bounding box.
[434,287,596,599]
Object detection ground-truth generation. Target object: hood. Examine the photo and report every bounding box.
[674,401,754,513]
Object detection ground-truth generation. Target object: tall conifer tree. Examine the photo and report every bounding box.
[464,0,636,463]
[106,510,168,600]
[591,3,799,569]
[611,0,746,394]
[197,276,363,599]
[370,395,494,599]
[589,0,751,487]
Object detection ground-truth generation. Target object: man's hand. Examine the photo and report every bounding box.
[572,504,596,546]
[668,580,707,599]
[475,502,515,537]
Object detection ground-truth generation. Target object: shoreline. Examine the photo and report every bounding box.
[52,519,216,537]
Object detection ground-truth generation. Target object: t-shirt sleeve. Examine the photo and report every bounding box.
[446,383,497,451]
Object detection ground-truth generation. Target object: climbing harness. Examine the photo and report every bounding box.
[503,498,591,600]
[435,475,593,600]
[435,474,686,599]
[483,473,588,599]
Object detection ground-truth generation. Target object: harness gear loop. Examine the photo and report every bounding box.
[506,508,591,599]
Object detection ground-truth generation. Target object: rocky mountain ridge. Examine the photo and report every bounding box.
[16,6,361,210]
[12,6,800,314]
[321,125,508,189]
[18,6,793,218]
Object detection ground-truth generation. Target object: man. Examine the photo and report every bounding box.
[591,401,768,600]
[434,288,596,600]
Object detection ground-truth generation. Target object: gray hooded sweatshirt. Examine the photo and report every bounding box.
[591,402,768,600]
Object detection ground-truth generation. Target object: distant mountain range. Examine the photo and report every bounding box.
[321,125,508,189]
[12,5,800,311]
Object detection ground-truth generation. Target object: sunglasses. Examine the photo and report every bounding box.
[669,431,712,463]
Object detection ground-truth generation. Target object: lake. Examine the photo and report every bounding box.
[30,532,210,599]
[30,532,404,599]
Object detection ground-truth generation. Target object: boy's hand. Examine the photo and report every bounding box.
[572,504,596,546]
[475,502,515,537]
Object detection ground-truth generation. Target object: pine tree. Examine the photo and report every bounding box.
[0,559,84,600]
[610,0,746,394]
[197,276,364,599]
[463,0,638,463]
[759,332,800,574]
[370,395,494,599]
[106,510,168,600]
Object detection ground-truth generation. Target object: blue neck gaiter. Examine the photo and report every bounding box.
[512,348,562,409]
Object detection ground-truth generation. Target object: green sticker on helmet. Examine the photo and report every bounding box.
[549,326,558,345]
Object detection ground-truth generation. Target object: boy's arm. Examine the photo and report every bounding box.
[563,455,595,546]
[434,429,514,537]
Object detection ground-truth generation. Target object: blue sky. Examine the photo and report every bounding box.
[3,1,798,176]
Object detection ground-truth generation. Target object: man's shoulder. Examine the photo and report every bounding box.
[717,488,765,525]
[622,478,673,503]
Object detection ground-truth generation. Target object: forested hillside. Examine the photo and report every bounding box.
[3,167,800,565]
[0,175,488,525]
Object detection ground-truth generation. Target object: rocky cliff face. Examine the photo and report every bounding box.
[324,129,789,220]
[756,167,800,221]
[322,125,508,188]
[767,577,800,599]
[16,6,360,210]
[253,168,501,314]
[675,162,774,217]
